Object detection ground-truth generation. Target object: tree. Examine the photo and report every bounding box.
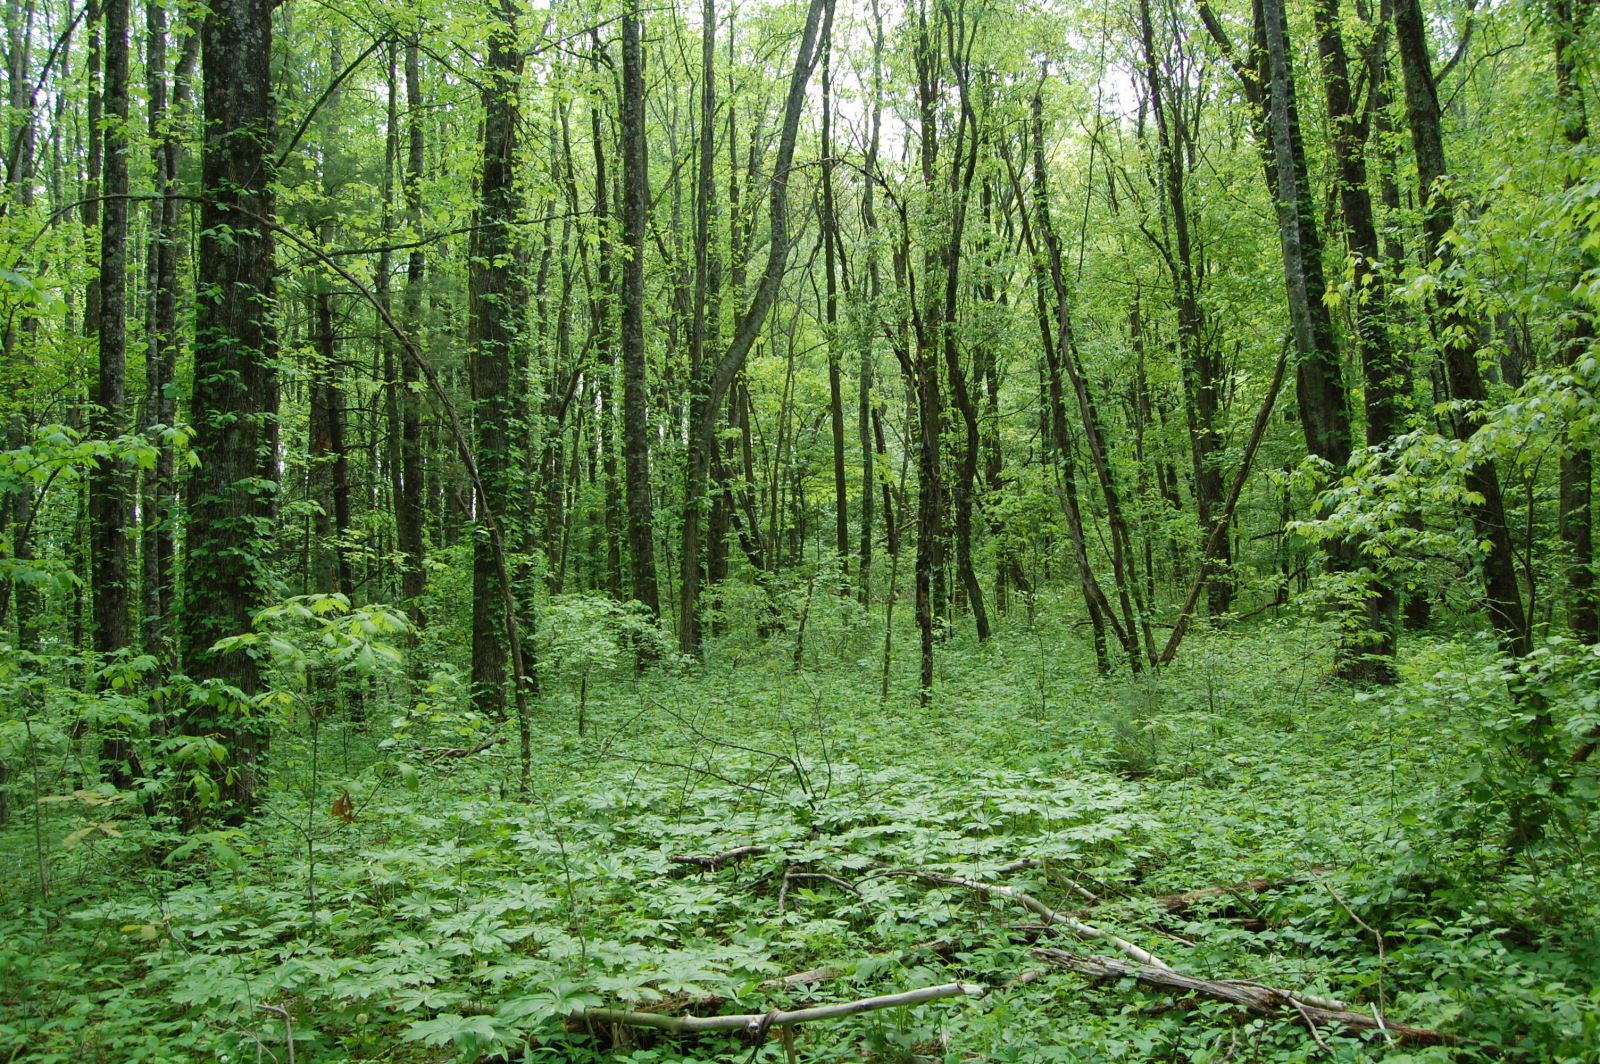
[1393,0,1528,657]
[397,34,428,631]
[1552,0,1597,641]
[677,0,830,652]
[1313,0,1408,672]
[181,0,281,815]
[469,0,526,717]
[619,0,660,619]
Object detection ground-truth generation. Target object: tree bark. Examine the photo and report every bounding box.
[937,18,990,643]
[397,36,427,632]
[1554,0,1597,641]
[1393,0,1528,657]
[679,0,719,652]
[822,31,850,587]
[1022,89,1132,670]
[1314,0,1405,675]
[469,0,527,716]
[1260,0,1388,682]
[620,0,660,617]
[856,0,884,606]
[1139,0,1229,616]
[311,37,356,609]
[181,0,280,817]
[93,0,137,787]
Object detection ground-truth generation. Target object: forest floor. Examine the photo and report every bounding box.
[3,596,1598,1062]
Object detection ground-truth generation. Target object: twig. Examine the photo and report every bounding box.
[1317,877,1387,1017]
[1291,998,1334,1055]
[785,872,861,895]
[1371,1002,1396,1048]
[763,965,840,989]
[1158,867,1335,916]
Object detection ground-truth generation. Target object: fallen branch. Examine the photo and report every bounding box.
[669,845,769,871]
[993,858,1102,905]
[762,965,841,989]
[888,868,1173,972]
[779,868,861,910]
[1158,868,1334,916]
[256,1003,296,1064]
[1034,949,1454,1046]
[582,982,985,1036]
[746,939,958,1001]
[422,737,503,761]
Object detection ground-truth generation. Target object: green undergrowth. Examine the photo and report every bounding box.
[3,600,1599,1062]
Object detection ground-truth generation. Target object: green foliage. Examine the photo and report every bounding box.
[4,616,1597,1061]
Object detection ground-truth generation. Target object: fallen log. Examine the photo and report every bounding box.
[581,981,985,1037]
[1034,949,1454,1046]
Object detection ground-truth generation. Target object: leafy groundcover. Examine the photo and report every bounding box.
[3,616,1598,1062]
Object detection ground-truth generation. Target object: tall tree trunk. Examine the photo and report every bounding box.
[581,53,623,598]
[1368,0,1432,630]
[938,26,990,643]
[469,0,527,716]
[906,1,949,699]
[396,37,428,631]
[379,46,402,611]
[1393,0,1528,657]
[856,0,884,606]
[182,0,280,817]
[1033,82,1146,668]
[1314,0,1405,675]
[139,0,166,658]
[619,0,660,617]
[1554,0,1597,641]
[679,0,718,652]
[140,4,194,661]
[94,0,137,787]
[822,31,850,587]
[1024,88,1133,670]
[312,37,356,608]
[1259,0,1385,681]
[82,0,100,344]
[3,0,37,651]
